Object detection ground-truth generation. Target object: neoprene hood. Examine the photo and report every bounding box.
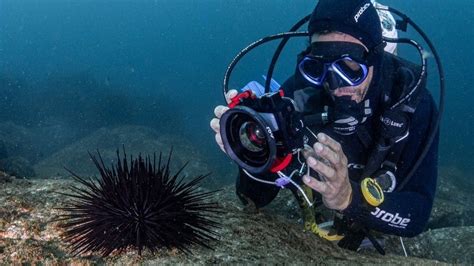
[308,0,383,50]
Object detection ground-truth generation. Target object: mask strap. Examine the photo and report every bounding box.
[366,42,386,66]
[297,46,313,62]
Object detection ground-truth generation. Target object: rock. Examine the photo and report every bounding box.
[0,122,40,177]
[385,226,474,264]
[436,166,473,204]
[29,119,82,158]
[427,166,474,229]
[0,156,36,178]
[0,178,441,264]
[428,198,474,229]
[0,171,14,183]
[0,122,40,164]
[33,125,219,188]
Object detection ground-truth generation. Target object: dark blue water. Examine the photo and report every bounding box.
[0,0,472,186]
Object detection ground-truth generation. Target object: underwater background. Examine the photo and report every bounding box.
[1,0,474,264]
[0,0,473,188]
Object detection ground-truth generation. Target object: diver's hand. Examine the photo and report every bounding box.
[303,133,352,211]
[210,90,238,153]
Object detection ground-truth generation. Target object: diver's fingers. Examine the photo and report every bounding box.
[215,133,225,153]
[313,142,342,170]
[215,132,223,146]
[225,90,238,104]
[214,105,229,119]
[303,175,328,195]
[210,118,220,133]
[307,155,336,181]
[317,133,343,154]
[302,144,319,160]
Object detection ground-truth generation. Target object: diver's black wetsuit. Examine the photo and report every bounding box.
[235,52,439,237]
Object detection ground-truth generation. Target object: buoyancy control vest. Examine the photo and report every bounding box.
[290,51,428,192]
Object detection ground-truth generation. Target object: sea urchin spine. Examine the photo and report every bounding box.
[57,149,221,257]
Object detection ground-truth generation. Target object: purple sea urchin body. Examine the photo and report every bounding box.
[57,149,221,257]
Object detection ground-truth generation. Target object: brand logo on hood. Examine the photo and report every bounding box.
[354,3,371,23]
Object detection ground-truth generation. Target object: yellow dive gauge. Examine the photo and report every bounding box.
[361,178,385,207]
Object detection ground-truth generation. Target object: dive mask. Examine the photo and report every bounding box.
[298,42,370,89]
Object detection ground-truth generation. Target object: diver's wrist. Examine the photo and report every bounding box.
[336,184,353,211]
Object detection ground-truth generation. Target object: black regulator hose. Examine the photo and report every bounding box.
[222,32,308,100]
[385,7,445,191]
[383,37,427,109]
[264,15,311,93]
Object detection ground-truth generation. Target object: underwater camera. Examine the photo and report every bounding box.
[219,90,305,174]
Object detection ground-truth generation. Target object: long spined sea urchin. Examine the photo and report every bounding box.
[57,149,221,257]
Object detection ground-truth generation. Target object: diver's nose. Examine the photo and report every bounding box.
[324,72,342,92]
[323,81,331,92]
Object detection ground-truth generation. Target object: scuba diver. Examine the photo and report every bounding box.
[210,0,441,253]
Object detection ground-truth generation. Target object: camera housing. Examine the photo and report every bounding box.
[220,90,305,174]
